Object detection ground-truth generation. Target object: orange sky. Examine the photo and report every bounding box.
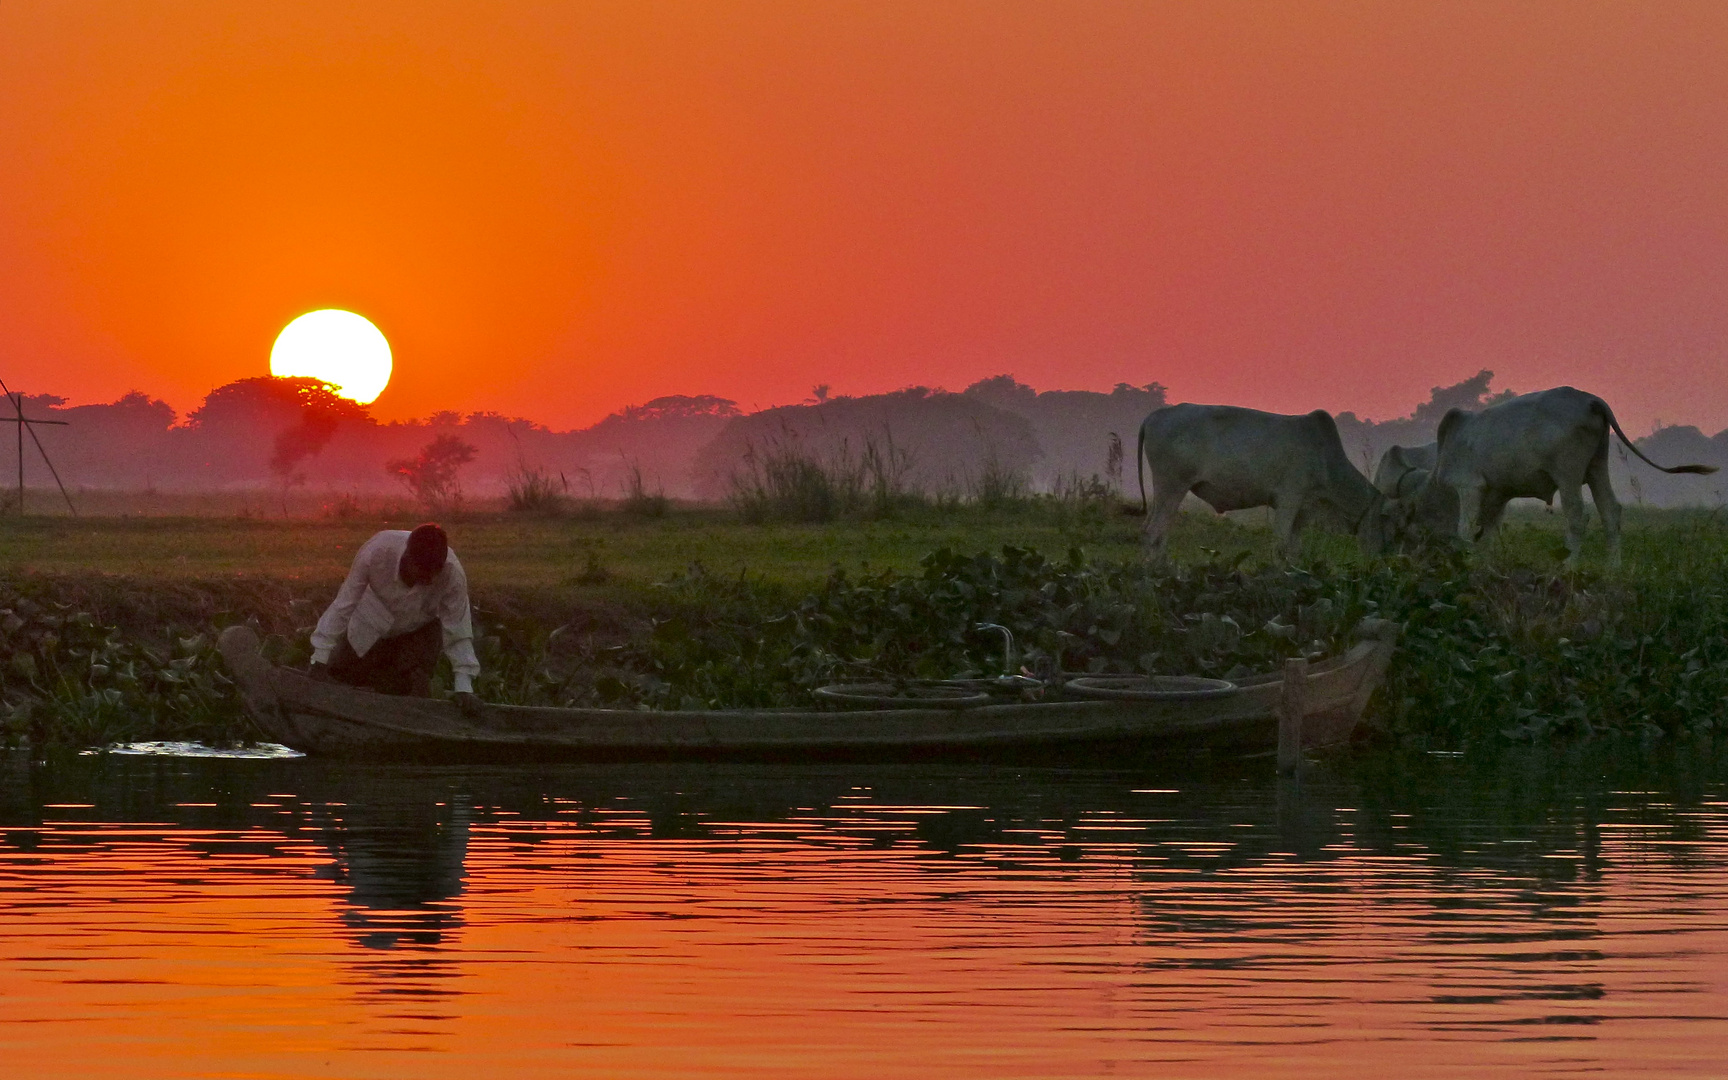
[3,1,1726,432]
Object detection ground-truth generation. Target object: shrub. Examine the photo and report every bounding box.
[321,492,363,520]
[385,434,477,511]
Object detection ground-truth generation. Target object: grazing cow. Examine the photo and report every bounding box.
[1372,442,1437,499]
[1420,386,1717,563]
[1136,404,1390,558]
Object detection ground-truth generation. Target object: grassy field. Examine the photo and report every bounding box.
[0,500,1290,591]
[5,480,1674,580]
[0,498,1619,588]
[2,500,1725,751]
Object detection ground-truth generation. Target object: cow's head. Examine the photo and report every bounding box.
[1378,472,1461,552]
[1355,489,1394,555]
[1373,445,1427,499]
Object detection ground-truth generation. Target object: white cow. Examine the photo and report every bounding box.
[1420,386,1716,562]
[1136,404,1390,558]
[1372,442,1437,499]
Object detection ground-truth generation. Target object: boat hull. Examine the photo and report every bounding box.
[218,621,1397,762]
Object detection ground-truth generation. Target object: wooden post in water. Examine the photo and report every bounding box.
[1277,656,1308,776]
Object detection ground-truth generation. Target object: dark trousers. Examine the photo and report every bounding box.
[328,620,442,697]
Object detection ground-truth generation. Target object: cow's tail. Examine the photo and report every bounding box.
[1596,399,1719,475]
[1136,422,1148,515]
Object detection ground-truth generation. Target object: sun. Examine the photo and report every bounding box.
[269,309,392,405]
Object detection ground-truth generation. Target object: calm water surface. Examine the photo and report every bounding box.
[2,745,1726,1078]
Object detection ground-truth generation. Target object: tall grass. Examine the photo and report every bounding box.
[505,464,569,515]
[965,451,1030,508]
[860,430,917,517]
[620,459,669,518]
[729,430,918,522]
[1045,472,1121,542]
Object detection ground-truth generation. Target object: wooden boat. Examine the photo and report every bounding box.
[217,619,1398,762]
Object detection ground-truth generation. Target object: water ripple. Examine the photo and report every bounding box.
[0,751,1725,1077]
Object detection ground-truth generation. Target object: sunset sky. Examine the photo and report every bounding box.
[3,1,1726,432]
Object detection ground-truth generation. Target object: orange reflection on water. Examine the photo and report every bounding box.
[1,781,1727,1078]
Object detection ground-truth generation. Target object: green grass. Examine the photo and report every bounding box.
[5,498,1682,588]
[0,501,1164,590]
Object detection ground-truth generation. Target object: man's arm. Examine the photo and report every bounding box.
[437,560,481,694]
[310,537,381,664]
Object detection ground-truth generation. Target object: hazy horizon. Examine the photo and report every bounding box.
[9,369,1728,510]
[3,369,1697,440]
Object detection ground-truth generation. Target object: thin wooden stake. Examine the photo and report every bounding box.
[1277,656,1308,776]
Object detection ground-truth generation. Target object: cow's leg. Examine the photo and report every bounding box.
[1141,484,1187,559]
[1558,484,1589,564]
[1586,452,1623,566]
[1272,500,1303,560]
[1455,483,1485,545]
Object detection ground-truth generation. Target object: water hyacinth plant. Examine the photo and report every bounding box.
[544,547,1371,713]
[0,593,249,748]
[498,537,1728,748]
[5,508,1728,751]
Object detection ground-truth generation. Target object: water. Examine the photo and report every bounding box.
[3,746,1727,1078]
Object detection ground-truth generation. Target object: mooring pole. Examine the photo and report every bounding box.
[1277,656,1309,776]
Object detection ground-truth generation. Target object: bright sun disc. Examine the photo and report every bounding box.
[269,309,392,405]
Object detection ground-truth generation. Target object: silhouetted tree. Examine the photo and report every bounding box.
[267,380,373,477]
[386,434,477,509]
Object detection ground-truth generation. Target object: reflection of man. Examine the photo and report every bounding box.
[309,523,483,717]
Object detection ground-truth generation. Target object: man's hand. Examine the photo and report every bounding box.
[454,691,484,718]
[308,661,332,683]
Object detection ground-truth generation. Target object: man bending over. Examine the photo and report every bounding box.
[309,523,484,717]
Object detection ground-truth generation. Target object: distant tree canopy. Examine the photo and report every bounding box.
[103,391,177,424]
[963,375,1168,413]
[183,377,375,480]
[960,375,1169,486]
[963,375,1038,410]
[188,376,372,430]
[1410,369,1517,427]
[609,395,741,423]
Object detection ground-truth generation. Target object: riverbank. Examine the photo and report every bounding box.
[2,505,1724,750]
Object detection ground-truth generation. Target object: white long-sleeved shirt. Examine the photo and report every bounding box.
[310,530,481,693]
